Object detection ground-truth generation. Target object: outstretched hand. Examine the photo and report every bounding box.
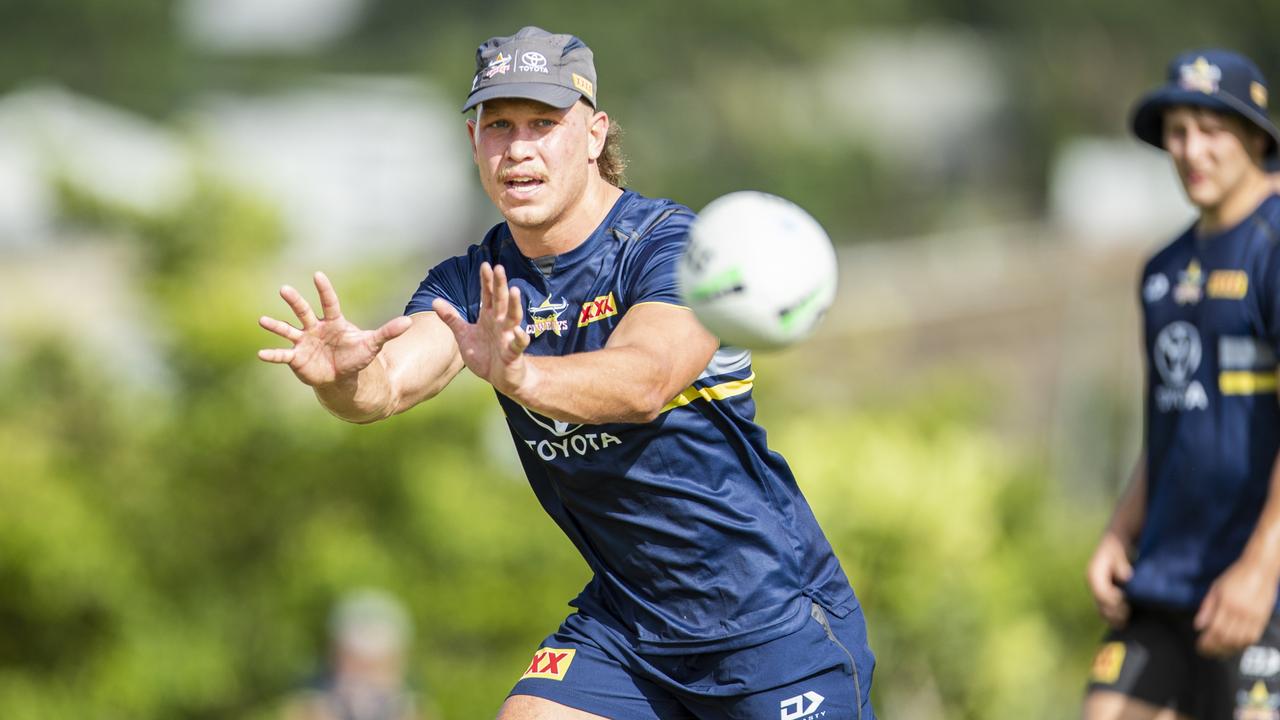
[258,271,412,387]
[431,262,531,396]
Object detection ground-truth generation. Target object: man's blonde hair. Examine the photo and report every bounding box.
[596,118,627,187]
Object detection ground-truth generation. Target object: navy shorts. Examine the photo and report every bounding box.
[1086,603,1280,720]
[509,600,876,720]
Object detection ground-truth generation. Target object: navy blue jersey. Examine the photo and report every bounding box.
[405,190,856,654]
[1128,194,1280,608]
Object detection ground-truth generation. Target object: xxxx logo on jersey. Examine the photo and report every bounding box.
[1207,270,1248,300]
[520,647,576,681]
[578,292,618,327]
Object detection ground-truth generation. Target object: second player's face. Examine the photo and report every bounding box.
[1163,106,1262,211]
[469,99,598,232]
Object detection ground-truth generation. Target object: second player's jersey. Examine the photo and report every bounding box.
[405,190,857,654]
[1128,193,1280,608]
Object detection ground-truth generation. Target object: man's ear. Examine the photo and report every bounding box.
[587,110,609,161]
[1243,122,1271,164]
[466,117,479,162]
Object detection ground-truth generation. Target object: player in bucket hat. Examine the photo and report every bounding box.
[1130,49,1280,159]
[1084,48,1280,720]
[260,25,876,720]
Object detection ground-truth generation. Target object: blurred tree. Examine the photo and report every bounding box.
[1,1,1263,716]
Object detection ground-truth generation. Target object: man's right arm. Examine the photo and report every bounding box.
[258,272,464,424]
[315,311,465,423]
[1086,451,1147,627]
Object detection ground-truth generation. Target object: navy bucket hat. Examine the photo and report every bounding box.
[1131,48,1280,159]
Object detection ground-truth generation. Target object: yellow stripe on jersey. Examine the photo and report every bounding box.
[1220,370,1278,395]
[662,374,756,413]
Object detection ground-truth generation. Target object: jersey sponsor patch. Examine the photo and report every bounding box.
[1221,371,1278,395]
[1091,641,1126,684]
[1153,321,1208,411]
[1143,273,1169,303]
[521,647,576,681]
[1206,269,1248,299]
[1174,259,1204,305]
[577,292,618,327]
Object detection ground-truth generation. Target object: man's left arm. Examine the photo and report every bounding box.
[1195,417,1280,656]
[433,262,719,424]
[1201,226,1280,655]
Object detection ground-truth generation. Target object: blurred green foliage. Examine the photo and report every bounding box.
[0,1,1220,717]
[4,0,1278,237]
[0,180,1105,718]
[779,391,1102,718]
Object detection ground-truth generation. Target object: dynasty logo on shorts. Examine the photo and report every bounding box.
[520,647,576,681]
[779,690,825,720]
[1091,642,1126,684]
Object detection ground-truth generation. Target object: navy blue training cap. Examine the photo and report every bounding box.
[462,26,597,113]
[1131,49,1279,158]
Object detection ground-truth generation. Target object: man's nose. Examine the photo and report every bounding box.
[506,130,539,161]
[1183,128,1208,162]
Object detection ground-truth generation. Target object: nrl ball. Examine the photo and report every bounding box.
[677,191,838,349]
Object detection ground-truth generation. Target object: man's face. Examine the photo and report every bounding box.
[468,98,606,232]
[1162,105,1264,210]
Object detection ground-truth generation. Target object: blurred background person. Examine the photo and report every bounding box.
[283,589,434,720]
[1083,48,1280,720]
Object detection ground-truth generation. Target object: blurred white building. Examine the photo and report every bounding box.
[0,78,473,263]
[190,76,474,266]
[0,78,474,386]
[1049,137,1195,248]
[178,0,368,54]
[0,86,191,248]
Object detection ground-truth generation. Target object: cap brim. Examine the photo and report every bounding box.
[461,83,582,113]
[1131,87,1280,158]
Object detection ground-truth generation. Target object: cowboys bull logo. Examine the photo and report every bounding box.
[525,296,571,338]
[1154,321,1208,412]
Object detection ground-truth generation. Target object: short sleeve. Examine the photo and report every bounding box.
[621,211,694,307]
[404,253,476,319]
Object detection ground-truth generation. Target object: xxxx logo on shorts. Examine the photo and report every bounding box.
[521,647,576,681]
[1091,642,1126,684]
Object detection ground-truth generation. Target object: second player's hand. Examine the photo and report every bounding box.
[1194,557,1278,657]
[258,271,412,387]
[1086,530,1134,628]
[433,262,532,397]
